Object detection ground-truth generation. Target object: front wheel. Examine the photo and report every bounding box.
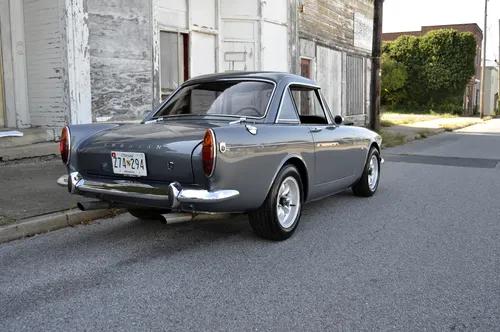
[352,147,381,197]
[249,164,303,241]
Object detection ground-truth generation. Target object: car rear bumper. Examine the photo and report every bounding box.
[56,172,240,210]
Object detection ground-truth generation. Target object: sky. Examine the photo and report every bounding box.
[383,0,500,67]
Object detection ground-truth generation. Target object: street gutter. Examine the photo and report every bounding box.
[0,208,126,244]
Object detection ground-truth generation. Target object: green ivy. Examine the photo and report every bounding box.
[381,29,477,113]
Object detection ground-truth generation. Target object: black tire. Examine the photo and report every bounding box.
[249,164,304,241]
[128,208,171,221]
[352,146,380,197]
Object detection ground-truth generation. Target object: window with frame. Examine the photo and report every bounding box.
[289,86,329,125]
[160,31,189,100]
[277,89,300,122]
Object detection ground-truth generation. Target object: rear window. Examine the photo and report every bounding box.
[154,80,275,119]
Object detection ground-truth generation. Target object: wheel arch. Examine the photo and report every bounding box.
[267,154,310,202]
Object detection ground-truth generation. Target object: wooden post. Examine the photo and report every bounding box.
[369,0,383,132]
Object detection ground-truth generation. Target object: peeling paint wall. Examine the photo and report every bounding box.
[299,0,373,55]
[88,0,153,121]
[297,0,374,124]
[64,0,92,126]
[23,0,67,128]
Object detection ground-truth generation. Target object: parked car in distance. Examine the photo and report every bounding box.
[57,72,383,241]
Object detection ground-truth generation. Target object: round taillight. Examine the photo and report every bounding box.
[60,126,70,165]
[202,129,216,177]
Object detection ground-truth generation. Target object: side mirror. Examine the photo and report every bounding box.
[334,115,344,125]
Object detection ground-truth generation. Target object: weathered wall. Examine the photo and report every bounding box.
[297,0,373,124]
[299,0,373,55]
[23,0,68,127]
[88,0,153,121]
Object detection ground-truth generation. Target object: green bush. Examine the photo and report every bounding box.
[381,29,477,113]
[381,53,408,108]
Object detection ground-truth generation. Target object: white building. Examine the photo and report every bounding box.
[483,66,498,116]
[0,0,374,130]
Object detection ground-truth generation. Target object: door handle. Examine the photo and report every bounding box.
[310,127,323,133]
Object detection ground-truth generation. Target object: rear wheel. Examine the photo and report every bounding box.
[352,147,380,197]
[128,208,171,221]
[249,164,303,241]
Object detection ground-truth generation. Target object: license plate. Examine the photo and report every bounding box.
[111,151,147,177]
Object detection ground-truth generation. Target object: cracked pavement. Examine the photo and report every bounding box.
[1,120,500,331]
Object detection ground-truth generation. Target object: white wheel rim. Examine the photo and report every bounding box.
[276,176,300,229]
[368,155,379,190]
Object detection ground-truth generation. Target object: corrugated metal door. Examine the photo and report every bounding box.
[23,0,67,127]
[345,55,365,116]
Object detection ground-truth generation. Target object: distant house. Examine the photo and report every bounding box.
[483,66,499,116]
[0,0,375,131]
[382,23,484,115]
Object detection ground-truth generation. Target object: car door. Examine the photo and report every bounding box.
[289,85,355,186]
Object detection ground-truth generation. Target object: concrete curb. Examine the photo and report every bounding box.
[0,208,127,244]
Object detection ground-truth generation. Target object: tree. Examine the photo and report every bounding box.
[382,29,477,112]
[381,53,407,107]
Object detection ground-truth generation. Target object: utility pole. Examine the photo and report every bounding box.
[479,0,488,119]
[497,19,499,114]
[369,0,383,132]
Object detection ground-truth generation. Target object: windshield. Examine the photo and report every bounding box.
[153,80,275,119]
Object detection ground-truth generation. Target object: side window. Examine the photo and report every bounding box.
[289,86,329,125]
[277,89,300,122]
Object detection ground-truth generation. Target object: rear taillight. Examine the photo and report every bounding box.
[60,126,70,165]
[202,129,216,177]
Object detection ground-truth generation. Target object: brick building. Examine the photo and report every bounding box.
[382,23,483,115]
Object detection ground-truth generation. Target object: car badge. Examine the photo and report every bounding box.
[219,142,227,153]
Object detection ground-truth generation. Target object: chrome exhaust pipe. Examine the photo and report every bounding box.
[159,212,231,225]
[77,201,113,211]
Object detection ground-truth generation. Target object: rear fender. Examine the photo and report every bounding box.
[64,123,123,172]
[205,124,314,211]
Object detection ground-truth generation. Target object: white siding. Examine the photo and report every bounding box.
[261,0,288,72]
[23,0,67,127]
[262,0,287,23]
[221,19,258,71]
[262,22,288,72]
[191,32,216,76]
[316,46,342,116]
[158,0,187,29]
[221,0,258,17]
[192,0,215,29]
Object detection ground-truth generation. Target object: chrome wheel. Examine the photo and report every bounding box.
[367,155,379,190]
[276,176,300,229]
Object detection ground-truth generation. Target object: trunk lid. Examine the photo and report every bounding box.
[77,121,219,183]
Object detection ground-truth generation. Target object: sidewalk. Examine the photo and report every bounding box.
[379,115,490,148]
[0,158,122,243]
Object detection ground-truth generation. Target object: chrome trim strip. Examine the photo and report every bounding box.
[56,173,241,206]
[76,178,169,201]
[178,188,240,203]
[274,81,336,125]
[206,128,217,178]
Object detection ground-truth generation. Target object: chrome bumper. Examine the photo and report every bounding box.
[57,172,240,208]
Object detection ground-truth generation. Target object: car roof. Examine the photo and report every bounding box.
[183,71,318,87]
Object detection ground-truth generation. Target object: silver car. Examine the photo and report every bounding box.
[57,72,383,241]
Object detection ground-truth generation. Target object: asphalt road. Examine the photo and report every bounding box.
[1,120,500,331]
